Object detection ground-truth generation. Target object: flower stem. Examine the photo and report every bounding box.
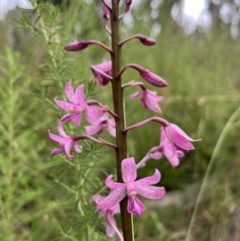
[123,117,169,133]
[110,1,133,240]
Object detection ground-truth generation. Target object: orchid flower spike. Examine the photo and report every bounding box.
[120,64,168,88]
[0,0,34,20]
[48,117,83,160]
[54,80,107,125]
[91,194,123,240]
[85,112,116,137]
[90,60,112,86]
[130,88,164,112]
[98,157,165,217]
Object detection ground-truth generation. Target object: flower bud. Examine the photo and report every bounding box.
[136,35,156,46]
[64,41,90,51]
[139,69,168,87]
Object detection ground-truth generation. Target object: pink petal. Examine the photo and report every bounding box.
[70,113,83,126]
[121,157,137,183]
[176,150,184,157]
[85,124,102,136]
[162,145,180,167]
[106,125,116,137]
[65,80,77,104]
[64,141,74,160]
[75,84,85,104]
[98,187,126,209]
[127,196,145,217]
[48,130,69,144]
[51,147,64,156]
[105,175,125,189]
[57,119,69,138]
[140,96,161,112]
[142,90,163,112]
[73,143,83,153]
[91,194,104,204]
[150,151,163,160]
[86,106,106,123]
[136,186,165,200]
[106,215,117,238]
[130,91,141,99]
[91,65,112,86]
[135,169,161,186]
[54,99,75,111]
[168,124,195,141]
[61,114,74,123]
[160,128,167,144]
[166,124,195,151]
[97,60,112,72]
[108,119,116,127]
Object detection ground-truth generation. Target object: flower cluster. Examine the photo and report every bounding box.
[48,80,117,160]
[48,1,201,240]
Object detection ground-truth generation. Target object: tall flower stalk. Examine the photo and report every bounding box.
[110,2,133,240]
[48,1,201,240]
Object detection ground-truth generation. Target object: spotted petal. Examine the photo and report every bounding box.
[54,99,75,111]
[65,80,77,104]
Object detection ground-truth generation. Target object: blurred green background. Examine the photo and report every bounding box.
[1,0,240,240]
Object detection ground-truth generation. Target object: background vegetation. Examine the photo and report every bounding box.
[0,0,240,240]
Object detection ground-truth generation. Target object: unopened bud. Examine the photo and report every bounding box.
[64,41,91,51]
[136,35,156,46]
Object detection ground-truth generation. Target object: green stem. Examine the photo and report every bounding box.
[186,105,240,241]
[34,2,64,92]
[76,160,91,241]
[110,1,134,241]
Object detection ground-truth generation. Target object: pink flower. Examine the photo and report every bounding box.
[54,80,106,125]
[130,88,164,112]
[149,130,185,167]
[92,194,122,240]
[90,60,112,86]
[85,113,116,137]
[98,157,165,217]
[147,124,200,167]
[48,117,83,160]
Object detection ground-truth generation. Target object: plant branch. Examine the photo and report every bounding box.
[123,117,169,134]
